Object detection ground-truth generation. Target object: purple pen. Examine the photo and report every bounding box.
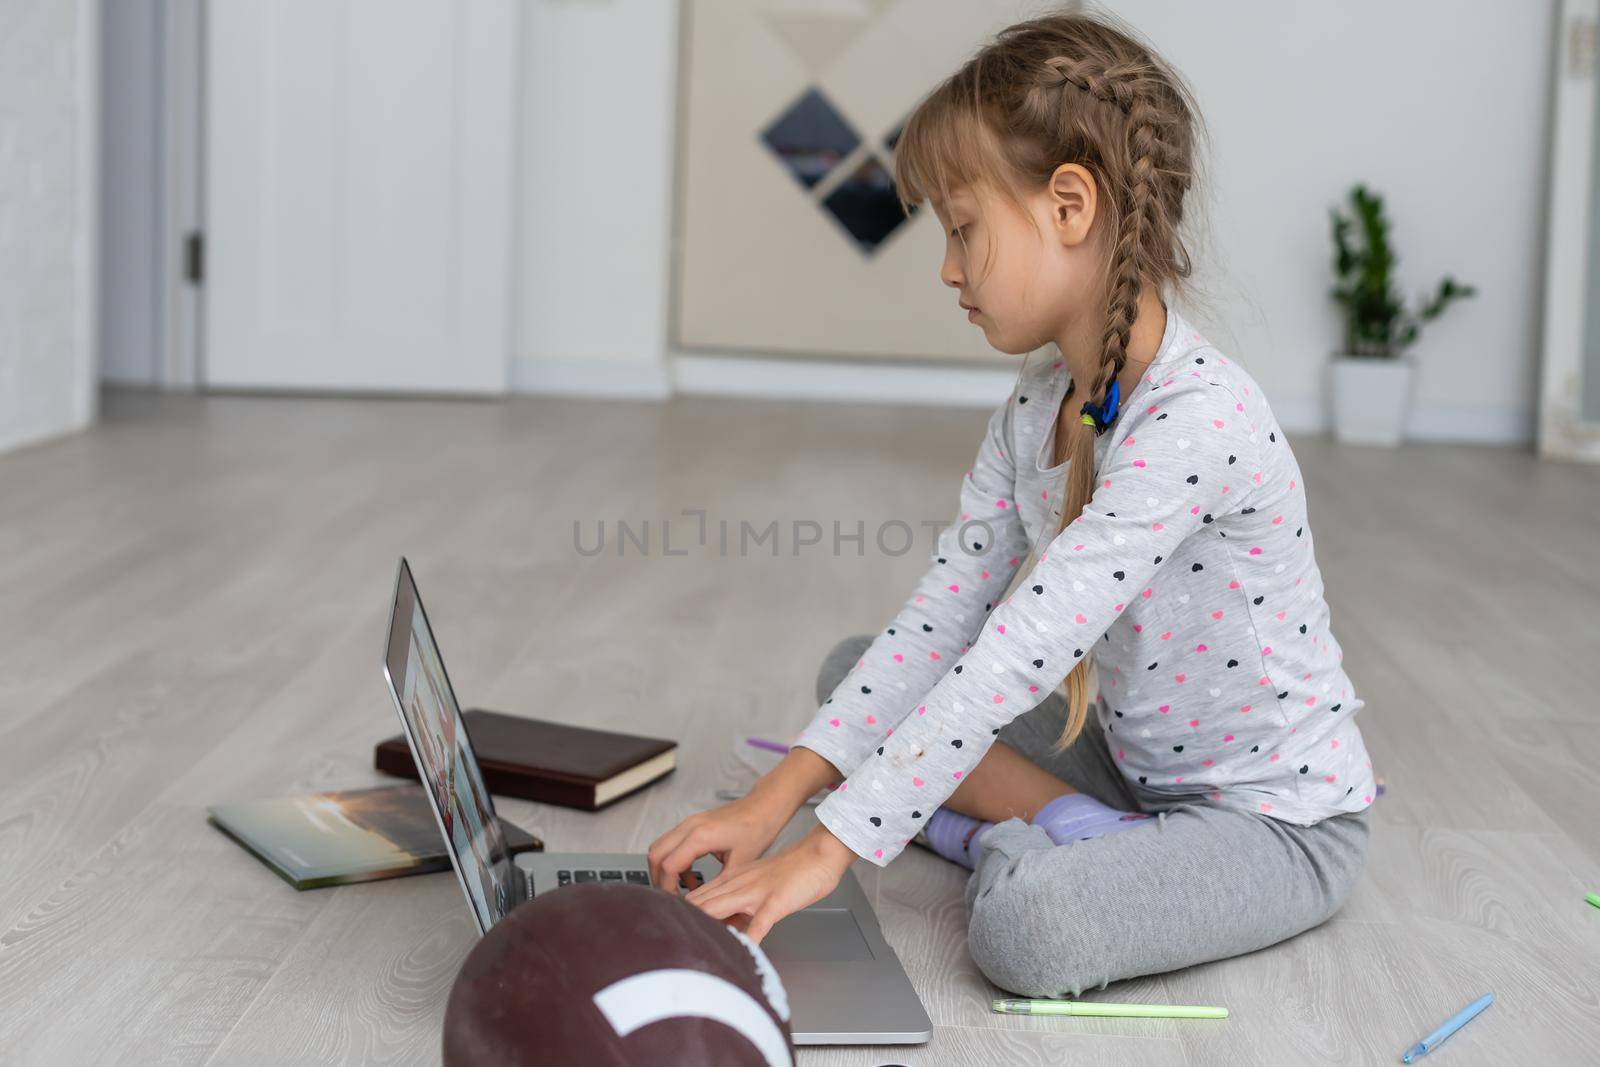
[746,736,791,755]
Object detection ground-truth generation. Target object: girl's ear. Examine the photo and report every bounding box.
[1046,163,1097,247]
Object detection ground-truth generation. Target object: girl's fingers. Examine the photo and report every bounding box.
[697,885,762,922]
[688,868,727,901]
[658,827,717,893]
[686,865,748,906]
[648,823,693,888]
[746,905,781,946]
[688,866,758,912]
[693,847,749,898]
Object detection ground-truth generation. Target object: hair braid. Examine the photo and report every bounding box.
[1036,56,1165,431]
[1041,55,1142,113]
[1092,89,1162,414]
[1044,59,1168,755]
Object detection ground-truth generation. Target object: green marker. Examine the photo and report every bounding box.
[1586,892,1600,910]
[992,998,1227,1019]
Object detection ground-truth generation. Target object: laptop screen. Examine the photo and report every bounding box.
[382,558,514,934]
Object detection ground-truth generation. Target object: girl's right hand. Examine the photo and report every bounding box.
[647,790,796,894]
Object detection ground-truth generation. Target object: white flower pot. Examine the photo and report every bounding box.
[1329,353,1415,446]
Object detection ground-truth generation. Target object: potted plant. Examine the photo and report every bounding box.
[1327,184,1475,445]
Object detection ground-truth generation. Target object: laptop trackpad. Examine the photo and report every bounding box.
[759,908,875,962]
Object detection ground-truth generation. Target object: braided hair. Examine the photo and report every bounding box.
[890,3,1208,752]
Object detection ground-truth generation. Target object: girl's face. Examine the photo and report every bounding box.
[931,169,1104,357]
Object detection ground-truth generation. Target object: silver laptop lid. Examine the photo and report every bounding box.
[381,557,514,934]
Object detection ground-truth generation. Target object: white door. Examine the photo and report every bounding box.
[1540,0,1600,461]
[204,0,516,394]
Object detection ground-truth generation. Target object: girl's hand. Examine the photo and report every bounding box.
[680,824,859,944]
[647,790,795,893]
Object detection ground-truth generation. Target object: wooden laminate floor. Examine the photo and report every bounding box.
[1,389,1598,1065]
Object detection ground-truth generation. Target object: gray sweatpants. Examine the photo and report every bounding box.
[815,634,1372,998]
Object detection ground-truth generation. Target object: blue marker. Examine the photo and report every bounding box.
[1401,992,1493,1062]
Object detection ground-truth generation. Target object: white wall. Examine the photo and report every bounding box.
[509,0,1555,444]
[1129,0,1556,444]
[0,0,99,454]
[510,0,678,400]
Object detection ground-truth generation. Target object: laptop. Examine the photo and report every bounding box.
[379,558,932,1046]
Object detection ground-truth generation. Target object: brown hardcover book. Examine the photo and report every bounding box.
[375,708,678,812]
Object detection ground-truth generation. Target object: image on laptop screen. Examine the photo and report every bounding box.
[384,559,513,933]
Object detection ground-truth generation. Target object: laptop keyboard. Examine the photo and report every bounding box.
[543,867,701,894]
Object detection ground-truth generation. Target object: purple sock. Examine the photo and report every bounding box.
[920,807,994,870]
[917,793,1153,871]
[1032,791,1153,845]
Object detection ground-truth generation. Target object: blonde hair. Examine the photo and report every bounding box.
[892,3,1209,753]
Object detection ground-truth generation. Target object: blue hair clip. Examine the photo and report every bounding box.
[1078,378,1122,435]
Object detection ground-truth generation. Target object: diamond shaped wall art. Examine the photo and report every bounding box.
[759,85,916,256]
[760,87,860,190]
[822,155,918,255]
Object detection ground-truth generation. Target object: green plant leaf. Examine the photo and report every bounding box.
[1328,184,1473,356]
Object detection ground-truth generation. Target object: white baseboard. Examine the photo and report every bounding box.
[511,352,1534,445]
[671,349,1017,408]
[0,414,94,457]
[678,353,1535,442]
[1271,396,1533,445]
[509,357,672,400]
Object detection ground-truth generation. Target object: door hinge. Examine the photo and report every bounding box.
[184,231,203,284]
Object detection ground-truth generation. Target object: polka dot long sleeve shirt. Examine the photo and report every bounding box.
[793,306,1376,868]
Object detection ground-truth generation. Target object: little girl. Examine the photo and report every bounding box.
[649,7,1373,999]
